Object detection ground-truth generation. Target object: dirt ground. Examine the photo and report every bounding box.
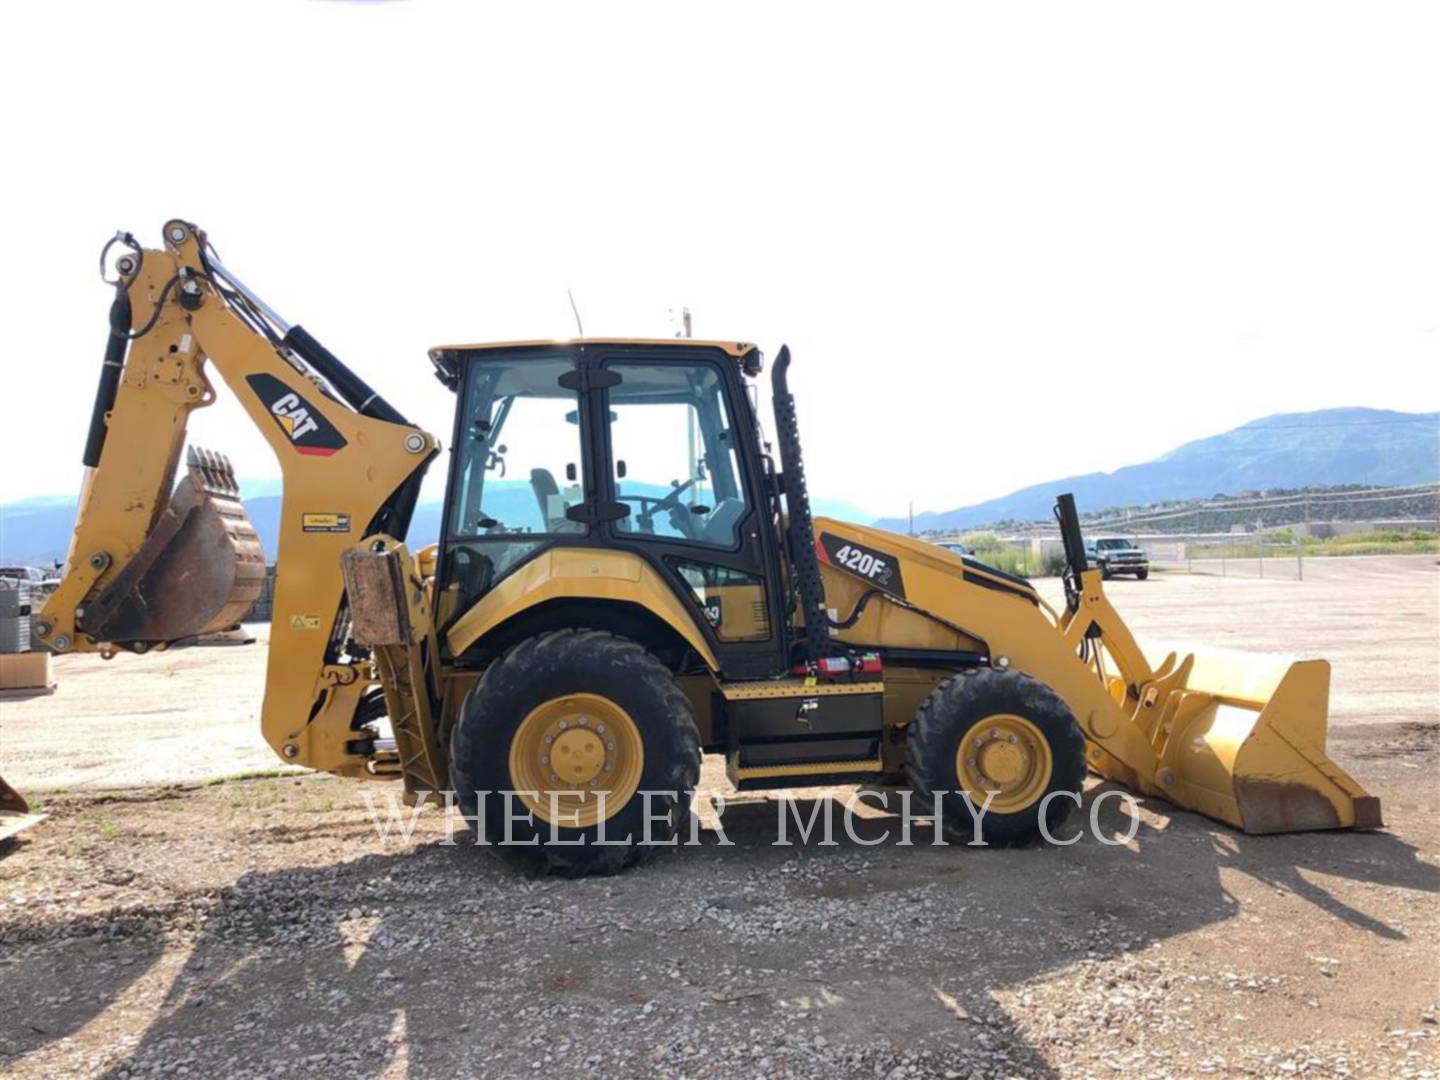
[1,555,1437,1078]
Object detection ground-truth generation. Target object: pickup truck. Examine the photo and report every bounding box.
[1084,537,1149,580]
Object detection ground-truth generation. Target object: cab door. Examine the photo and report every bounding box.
[591,347,787,678]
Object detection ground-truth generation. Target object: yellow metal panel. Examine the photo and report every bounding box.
[445,547,719,671]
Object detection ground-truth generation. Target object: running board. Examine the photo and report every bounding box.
[730,756,885,783]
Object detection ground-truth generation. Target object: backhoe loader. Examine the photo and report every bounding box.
[34,221,1380,874]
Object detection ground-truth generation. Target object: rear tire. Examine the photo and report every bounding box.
[906,668,1086,845]
[450,629,701,876]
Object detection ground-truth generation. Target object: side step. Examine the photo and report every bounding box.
[728,756,886,789]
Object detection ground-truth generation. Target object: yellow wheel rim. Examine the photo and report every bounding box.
[507,693,644,829]
[955,713,1054,815]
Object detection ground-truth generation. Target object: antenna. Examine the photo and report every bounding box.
[566,289,584,338]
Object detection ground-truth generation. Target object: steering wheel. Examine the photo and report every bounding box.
[622,478,698,535]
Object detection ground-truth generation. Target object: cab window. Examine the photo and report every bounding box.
[606,362,750,549]
[448,354,585,538]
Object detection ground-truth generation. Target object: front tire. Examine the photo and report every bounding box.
[1136,569,1149,580]
[906,668,1086,845]
[450,629,701,876]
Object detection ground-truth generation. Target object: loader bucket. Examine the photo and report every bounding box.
[81,448,266,645]
[0,774,45,842]
[1131,646,1382,833]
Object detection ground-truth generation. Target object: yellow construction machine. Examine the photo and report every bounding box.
[34,221,1380,873]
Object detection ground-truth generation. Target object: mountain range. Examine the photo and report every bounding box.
[874,407,1439,533]
[3,407,1436,564]
[0,482,871,567]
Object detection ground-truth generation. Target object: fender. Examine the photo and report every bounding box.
[445,547,720,671]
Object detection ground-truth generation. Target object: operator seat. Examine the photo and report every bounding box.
[530,468,583,533]
[529,468,561,529]
[701,498,747,546]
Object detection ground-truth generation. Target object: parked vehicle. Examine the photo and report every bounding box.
[1084,537,1149,580]
[0,566,48,586]
[935,541,972,557]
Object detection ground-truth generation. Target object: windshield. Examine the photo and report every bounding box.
[1096,539,1134,550]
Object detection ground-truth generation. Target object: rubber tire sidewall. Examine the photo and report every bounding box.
[450,629,700,875]
[906,668,1087,845]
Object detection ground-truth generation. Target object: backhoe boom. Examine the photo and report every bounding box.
[38,221,438,777]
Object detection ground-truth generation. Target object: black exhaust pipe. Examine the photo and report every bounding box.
[771,345,832,662]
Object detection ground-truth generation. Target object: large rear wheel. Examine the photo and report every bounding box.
[450,629,701,875]
[906,668,1086,845]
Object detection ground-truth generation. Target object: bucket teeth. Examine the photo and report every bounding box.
[187,445,239,498]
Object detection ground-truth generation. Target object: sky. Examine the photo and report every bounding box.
[1,1,1436,519]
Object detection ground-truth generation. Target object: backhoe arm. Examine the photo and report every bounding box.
[37,221,439,776]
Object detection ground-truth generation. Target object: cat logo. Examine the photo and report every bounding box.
[245,373,348,456]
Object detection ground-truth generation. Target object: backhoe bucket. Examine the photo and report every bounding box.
[0,774,45,842]
[81,448,266,645]
[1110,647,1382,833]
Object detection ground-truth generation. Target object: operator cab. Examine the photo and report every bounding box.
[428,339,785,678]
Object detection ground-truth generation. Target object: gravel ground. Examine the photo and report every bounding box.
[0,554,1436,1077]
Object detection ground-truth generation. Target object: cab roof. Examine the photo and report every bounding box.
[429,338,757,360]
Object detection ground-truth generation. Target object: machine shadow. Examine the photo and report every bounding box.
[77,787,1437,1079]
[0,907,167,1066]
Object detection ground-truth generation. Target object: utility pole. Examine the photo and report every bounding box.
[909,501,914,537]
